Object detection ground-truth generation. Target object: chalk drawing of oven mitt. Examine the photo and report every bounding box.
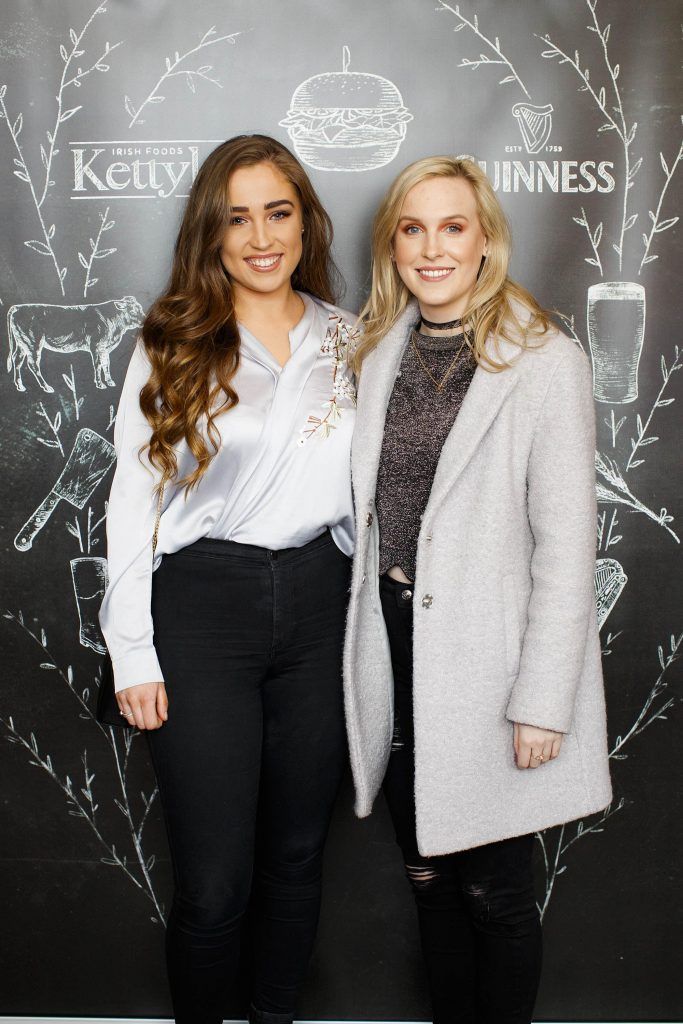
[70,556,108,653]
[587,282,646,404]
[594,557,628,630]
[15,428,115,551]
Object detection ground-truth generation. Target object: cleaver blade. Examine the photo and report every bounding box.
[15,428,116,552]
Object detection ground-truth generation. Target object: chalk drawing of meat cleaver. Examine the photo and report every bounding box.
[15,428,115,551]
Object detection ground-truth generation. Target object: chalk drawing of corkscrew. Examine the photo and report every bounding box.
[436,2,553,154]
[15,429,115,551]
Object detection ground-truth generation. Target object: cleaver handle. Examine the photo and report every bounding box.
[14,489,61,552]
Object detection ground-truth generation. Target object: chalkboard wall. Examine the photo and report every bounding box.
[1,0,681,1019]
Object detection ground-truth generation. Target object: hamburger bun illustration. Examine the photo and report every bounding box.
[279,46,413,172]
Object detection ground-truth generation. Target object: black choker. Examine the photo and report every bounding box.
[420,315,463,331]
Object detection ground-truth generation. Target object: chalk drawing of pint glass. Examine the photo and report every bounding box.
[587,281,646,404]
[70,556,108,653]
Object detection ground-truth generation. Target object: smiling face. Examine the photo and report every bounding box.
[219,161,304,301]
[392,175,488,322]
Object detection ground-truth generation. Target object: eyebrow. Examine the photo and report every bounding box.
[229,199,295,213]
[398,213,470,223]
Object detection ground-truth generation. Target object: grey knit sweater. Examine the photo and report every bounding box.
[376,327,477,580]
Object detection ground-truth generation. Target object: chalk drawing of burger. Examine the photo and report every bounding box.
[279,46,413,172]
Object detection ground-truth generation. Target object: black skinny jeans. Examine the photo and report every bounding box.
[146,531,351,1024]
[380,573,543,1024]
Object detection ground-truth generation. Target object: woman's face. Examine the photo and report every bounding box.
[219,161,304,299]
[392,176,488,321]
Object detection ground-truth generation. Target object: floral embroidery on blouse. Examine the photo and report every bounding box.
[297,314,359,446]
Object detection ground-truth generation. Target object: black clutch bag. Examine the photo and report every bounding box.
[95,482,165,728]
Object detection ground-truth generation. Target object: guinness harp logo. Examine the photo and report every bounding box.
[594,558,628,630]
[512,102,554,155]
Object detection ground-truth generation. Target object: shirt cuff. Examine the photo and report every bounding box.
[112,647,165,693]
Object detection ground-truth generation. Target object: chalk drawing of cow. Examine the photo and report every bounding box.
[7,295,144,392]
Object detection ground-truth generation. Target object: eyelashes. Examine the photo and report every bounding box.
[229,210,292,226]
[403,223,463,235]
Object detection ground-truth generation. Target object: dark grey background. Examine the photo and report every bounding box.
[1,0,681,1018]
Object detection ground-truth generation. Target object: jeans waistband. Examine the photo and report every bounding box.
[180,528,335,564]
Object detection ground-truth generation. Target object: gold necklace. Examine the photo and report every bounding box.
[410,330,470,392]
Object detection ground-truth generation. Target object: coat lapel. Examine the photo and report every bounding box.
[424,341,521,525]
[354,299,526,516]
[352,300,418,503]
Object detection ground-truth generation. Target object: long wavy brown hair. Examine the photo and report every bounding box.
[139,134,339,493]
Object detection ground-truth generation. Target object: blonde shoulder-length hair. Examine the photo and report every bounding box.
[354,155,552,372]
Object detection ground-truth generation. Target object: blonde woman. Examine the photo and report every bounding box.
[343,157,611,1023]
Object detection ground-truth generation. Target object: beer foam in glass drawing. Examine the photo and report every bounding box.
[587,281,646,404]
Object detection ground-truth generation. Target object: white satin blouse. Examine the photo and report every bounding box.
[99,292,358,693]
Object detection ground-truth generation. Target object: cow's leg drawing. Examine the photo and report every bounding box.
[22,337,54,392]
[93,344,116,388]
[10,341,28,391]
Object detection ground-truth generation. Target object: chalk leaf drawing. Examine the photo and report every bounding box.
[625,345,681,471]
[587,281,645,404]
[0,4,121,294]
[436,2,553,155]
[124,24,243,128]
[78,206,116,298]
[537,630,682,919]
[14,429,115,552]
[279,46,413,173]
[7,295,144,393]
[594,558,627,630]
[1,609,164,921]
[639,140,682,274]
[537,0,649,275]
[595,450,679,544]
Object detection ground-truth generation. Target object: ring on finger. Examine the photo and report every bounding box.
[532,752,545,764]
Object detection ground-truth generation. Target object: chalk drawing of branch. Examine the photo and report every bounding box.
[538,628,681,917]
[2,610,163,920]
[0,87,65,293]
[537,0,640,274]
[604,408,627,448]
[553,310,586,354]
[79,206,116,298]
[124,24,243,127]
[0,4,121,295]
[536,799,625,920]
[107,405,116,433]
[595,450,679,543]
[639,140,682,274]
[62,364,85,421]
[597,508,622,552]
[66,502,107,555]
[611,631,682,758]
[573,206,604,275]
[36,402,65,456]
[435,1,531,98]
[626,345,682,471]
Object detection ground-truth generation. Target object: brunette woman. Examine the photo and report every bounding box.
[343,156,611,1023]
[99,135,357,1024]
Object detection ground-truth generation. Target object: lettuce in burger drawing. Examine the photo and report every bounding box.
[279,46,413,172]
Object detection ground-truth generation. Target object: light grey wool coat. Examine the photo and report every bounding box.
[343,298,612,856]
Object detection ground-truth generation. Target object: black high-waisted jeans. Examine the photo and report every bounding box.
[379,573,543,1024]
[146,531,351,1024]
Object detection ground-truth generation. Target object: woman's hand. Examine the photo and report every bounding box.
[117,682,168,730]
[513,722,562,769]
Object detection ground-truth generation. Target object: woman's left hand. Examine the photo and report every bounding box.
[513,722,563,769]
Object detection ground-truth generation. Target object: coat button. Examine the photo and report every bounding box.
[361,573,367,584]
[421,594,433,608]
[425,534,432,542]
[401,589,412,601]
[366,512,373,527]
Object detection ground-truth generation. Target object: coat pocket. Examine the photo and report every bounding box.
[502,573,522,679]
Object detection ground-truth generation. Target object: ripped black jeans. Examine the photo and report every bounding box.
[379,574,542,1024]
